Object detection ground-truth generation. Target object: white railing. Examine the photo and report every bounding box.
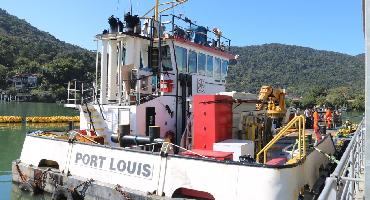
[67,80,97,105]
[318,118,365,200]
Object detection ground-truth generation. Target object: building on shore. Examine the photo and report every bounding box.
[10,73,38,90]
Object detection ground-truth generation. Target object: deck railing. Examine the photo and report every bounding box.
[67,80,97,105]
[256,115,306,164]
[318,118,365,200]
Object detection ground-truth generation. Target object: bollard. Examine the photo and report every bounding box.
[149,126,160,151]
[119,124,130,136]
[149,126,160,142]
[112,124,130,144]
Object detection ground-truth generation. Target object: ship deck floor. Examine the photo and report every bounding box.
[266,128,338,163]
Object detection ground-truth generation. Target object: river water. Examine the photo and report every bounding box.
[0,102,78,200]
[0,102,364,199]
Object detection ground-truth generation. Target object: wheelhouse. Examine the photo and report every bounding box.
[95,13,235,106]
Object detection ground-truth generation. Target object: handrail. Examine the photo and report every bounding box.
[256,115,306,164]
[318,118,365,200]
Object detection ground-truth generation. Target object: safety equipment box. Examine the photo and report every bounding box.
[213,139,254,161]
[193,95,232,150]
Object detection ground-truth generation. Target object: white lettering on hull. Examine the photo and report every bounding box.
[74,152,153,179]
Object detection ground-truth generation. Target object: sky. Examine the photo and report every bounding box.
[0,0,364,55]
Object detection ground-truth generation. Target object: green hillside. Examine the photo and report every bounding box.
[227,44,365,110]
[0,8,95,101]
[0,8,365,109]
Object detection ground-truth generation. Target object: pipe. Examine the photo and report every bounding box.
[113,126,162,148]
[100,40,108,104]
[121,136,164,147]
[108,40,118,101]
[118,41,122,105]
[95,40,99,104]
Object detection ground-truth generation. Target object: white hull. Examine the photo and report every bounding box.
[15,134,335,200]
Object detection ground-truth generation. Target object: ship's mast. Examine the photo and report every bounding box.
[145,0,188,21]
[155,0,160,21]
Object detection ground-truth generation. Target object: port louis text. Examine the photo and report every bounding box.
[74,152,153,179]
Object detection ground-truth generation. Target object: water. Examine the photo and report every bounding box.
[341,111,364,124]
[0,102,78,200]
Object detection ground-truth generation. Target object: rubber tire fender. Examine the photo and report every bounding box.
[52,186,73,200]
[19,180,36,194]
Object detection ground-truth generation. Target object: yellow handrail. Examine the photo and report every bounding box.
[256,115,306,164]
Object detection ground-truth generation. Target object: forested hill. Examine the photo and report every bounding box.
[227,44,365,97]
[0,8,365,108]
[0,8,95,101]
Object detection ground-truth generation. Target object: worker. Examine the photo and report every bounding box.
[304,108,312,128]
[313,109,321,143]
[325,108,333,129]
[344,119,352,129]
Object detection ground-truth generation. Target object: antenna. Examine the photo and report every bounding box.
[129,0,133,14]
[171,1,175,15]
[143,0,189,20]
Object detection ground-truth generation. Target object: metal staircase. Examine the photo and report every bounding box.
[256,115,306,164]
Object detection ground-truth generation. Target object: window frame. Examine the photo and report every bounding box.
[206,55,214,77]
[214,57,221,81]
[188,50,197,74]
[174,45,188,73]
[198,53,206,76]
[221,59,228,81]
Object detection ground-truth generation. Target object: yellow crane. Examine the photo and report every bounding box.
[256,85,287,119]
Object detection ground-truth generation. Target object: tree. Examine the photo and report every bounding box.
[0,64,7,89]
[326,87,350,107]
[351,94,365,111]
[301,94,316,108]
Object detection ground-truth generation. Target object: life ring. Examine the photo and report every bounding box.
[51,186,73,200]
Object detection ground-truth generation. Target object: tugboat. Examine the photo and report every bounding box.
[12,1,335,199]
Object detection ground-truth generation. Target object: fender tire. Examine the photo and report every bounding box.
[19,180,35,194]
[52,186,73,200]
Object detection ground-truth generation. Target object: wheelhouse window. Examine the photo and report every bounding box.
[221,60,228,80]
[206,55,213,77]
[175,46,187,72]
[198,53,206,75]
[188,50,197,73]
[214,58,221,80]
[161,46,172,71]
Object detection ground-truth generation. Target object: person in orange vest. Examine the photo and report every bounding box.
[325,108,333,129]
[313,109,321,143]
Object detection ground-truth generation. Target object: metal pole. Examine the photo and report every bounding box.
[118,41,122,105]
[350,145,355,198]
[74,80,77,105]
[364,0,370,196]
[67,81,70,104]
[81,82,84,104]
[95,40,99,104]
[155,0,160,21]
